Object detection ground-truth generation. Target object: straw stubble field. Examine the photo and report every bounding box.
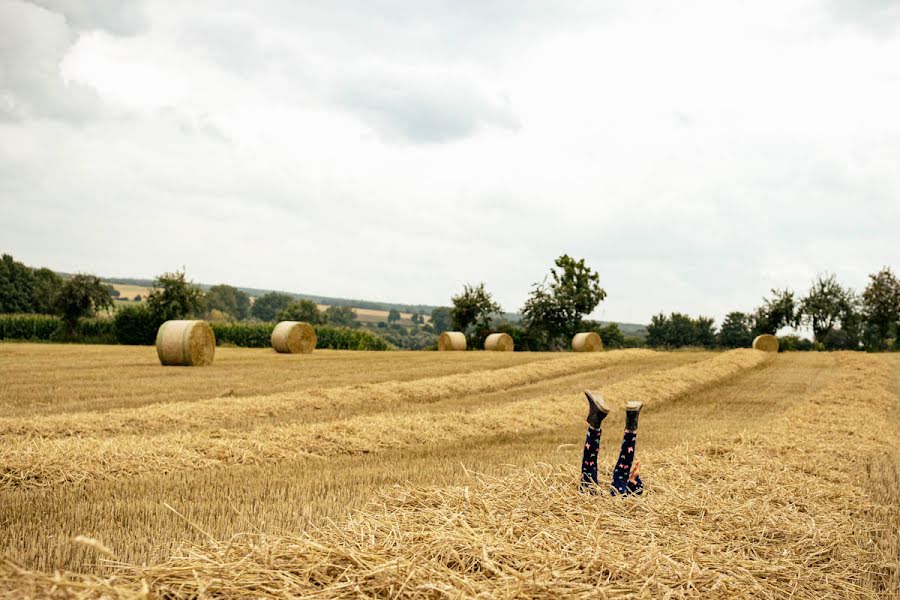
[0,344,897,598]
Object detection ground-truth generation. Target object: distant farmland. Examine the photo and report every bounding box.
[105,282,429,325]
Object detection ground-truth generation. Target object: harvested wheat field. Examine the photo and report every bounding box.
[0,345,897,598]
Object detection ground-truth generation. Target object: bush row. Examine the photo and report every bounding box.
[0,312,393,350]
[0,314,117,343]
[211,322,393,351]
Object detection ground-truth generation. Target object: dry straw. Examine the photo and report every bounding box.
[2,354,895,598]
[0,350,764,488]
[571,331,603,352]
[438,331,467,351]
[271,321,316,354]
[155,320,215,367]
[484,332,514,352]
[752,334,779,352]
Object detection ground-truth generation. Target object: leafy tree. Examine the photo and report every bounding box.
[206,284,251,320]
[250,292,293,321]
[30,267,62,314]
[593,322,625,349]
[104,284,120,299]
[861,267,900,349]
[751,288,798,335]
[387,308,402,324]
[450,283,501,346]
[430,306,452,334]
[277,299,324,324]
[0,253,36,313]
[646,312,717,348]
[522,255,606,349]
[55,274,114,333]
[719,311,753,348]
[325,305,358,327]
[146,271,205,322]
[410,312,421,324]
[799,274,854,343]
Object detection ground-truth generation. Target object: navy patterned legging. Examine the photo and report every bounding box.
[580,426,644,496]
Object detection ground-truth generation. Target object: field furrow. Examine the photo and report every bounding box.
[0,350,658,438]
[0,350,767,488]
[3,353,895,598]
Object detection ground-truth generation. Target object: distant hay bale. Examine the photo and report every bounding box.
[271,321,317,354]
[156,320,215,366]
[438,331,467,351]
[484,332,514,352]
[571,332,603,352]
[752,334,779,353]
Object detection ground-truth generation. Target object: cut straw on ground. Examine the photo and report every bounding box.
[2,353,894,598]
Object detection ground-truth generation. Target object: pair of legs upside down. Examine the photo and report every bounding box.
[580,390,644,496]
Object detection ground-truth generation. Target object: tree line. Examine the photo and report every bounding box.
[3,252,897,351]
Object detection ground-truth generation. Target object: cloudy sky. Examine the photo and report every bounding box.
[1,0,898,324]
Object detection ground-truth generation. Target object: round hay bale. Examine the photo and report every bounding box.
[156,320,216,367]
[271,321,317,354]
[438,331,467,351]
[484,332,514,352]
[572,332,603,352]
[752,334,779,353]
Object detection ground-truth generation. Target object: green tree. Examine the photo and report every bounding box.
[0,253,36,313]
[146,271,205,322]
[522,255,606,349]
[387,308,402,324]
[430,306,452,334]
[325,305,358,327]
[719,311,753,348]
[206,284,251,320]
[595,322,625,349]
[410,312,421,324]
[799,274,854,343]
[277,299,324,324]
[646,312,716,348]
[250,292,293,321]
[751,288,798,335]
[450,283,501,346]
[54,274,114,333]
[861,267,900,349]
[30,267,63,314]
[103,284,120,299]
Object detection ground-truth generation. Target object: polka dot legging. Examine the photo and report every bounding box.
[580,426,644,496]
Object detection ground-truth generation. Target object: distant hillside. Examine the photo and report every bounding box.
[97,275,647,335]
[100,277,439,315]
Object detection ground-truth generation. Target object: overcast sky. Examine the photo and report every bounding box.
[1,0,898,324]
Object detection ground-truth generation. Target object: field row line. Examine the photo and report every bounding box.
[0,350,770,489]
[0,350,659,439]
[10,353,890,598]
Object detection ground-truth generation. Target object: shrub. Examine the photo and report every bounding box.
[211,322,393,350]
[115,305,162,345]
[212,322,274,348]
[778,335,813,352]
[73,317,116,344]
[314,326,393,350]
[0,314,60,341]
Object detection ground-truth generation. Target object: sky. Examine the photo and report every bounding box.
[1,0,899,324]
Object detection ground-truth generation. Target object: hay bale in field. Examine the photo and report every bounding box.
[271,321,317,354]
[156,320,215,366]
[571,332,603,352]
[438,331,467,351]
[752,334,779,353]
[484,332,514,352]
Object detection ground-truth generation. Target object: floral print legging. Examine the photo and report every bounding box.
[580,426,644,496]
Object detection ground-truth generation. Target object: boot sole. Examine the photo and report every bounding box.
[584,390,610,414]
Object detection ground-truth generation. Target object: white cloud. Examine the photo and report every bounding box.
[1,0,898,325]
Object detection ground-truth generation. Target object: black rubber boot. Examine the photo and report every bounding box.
[625,400,643,431]
[584,390,610,429]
